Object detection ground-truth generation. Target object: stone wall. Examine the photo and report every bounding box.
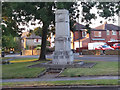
[82,50,101,55]
[22,50,40,55]
[81,50,119,55]
[105,50,119,55]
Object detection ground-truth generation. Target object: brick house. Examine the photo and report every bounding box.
[71,23,89,50]
[73,22,120,50]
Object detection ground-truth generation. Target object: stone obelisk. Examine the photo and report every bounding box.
[52,9,74,65]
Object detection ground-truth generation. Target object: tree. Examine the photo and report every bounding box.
[2,2,76,60]
[2,2,120,60]
[76,2,120,26]
[39,2,76,60]
[2,34,17,49]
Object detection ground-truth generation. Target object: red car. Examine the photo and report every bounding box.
[112,43,120,49]
[95,45,114,50]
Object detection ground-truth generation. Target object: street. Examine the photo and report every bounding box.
[4,54,119,62]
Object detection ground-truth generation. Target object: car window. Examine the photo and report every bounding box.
[117,44,120,46]
[102,45,110,48]
[113,44,116,46]
[102,46,107,48]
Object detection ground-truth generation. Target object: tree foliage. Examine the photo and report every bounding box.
[2,2,120,60]
[2,34,17,49]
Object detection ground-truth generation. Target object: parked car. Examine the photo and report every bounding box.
[88,42,106,50]
[95,45,114,50]
[112,43,120,49]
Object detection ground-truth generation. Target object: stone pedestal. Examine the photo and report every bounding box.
[52,9,74,65]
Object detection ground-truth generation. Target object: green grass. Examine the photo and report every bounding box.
[2,61,45,79]
[2,79,118,87]
[10,58,38,61]
[2,59,118,79]
[61,61,118,77]
[2,57,13,60]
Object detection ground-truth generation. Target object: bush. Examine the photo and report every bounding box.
[2,60,10,64]
[46,47,55,53]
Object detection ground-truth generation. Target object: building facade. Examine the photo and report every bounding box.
[21,32,41,50]
[73,22,120,50]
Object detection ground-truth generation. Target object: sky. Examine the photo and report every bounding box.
[77,3,119,28]
[88,8,118,28]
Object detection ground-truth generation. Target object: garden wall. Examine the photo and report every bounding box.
[22,50,40,55]
[81,50,119,55]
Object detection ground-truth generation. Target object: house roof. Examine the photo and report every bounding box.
[26,33,41,39]
[74,23,87,30]
[105,24,120,30]
[21,32,29,38]
[94,22,120,30]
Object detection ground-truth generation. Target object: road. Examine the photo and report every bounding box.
[5,54,119,62]
[75,55,119,62]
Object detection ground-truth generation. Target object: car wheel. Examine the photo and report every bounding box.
[116,48,119,50]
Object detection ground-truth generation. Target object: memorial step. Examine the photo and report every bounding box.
[47,68,63,73]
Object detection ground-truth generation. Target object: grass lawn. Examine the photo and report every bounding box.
[61,61,118,77]
[9,58,38,63]
[2,57,13,60]
[2,59,118,79]
[2,79,118,87]
[2,61,46,79]
[10,58,38,61]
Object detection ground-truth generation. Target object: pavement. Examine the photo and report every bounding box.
[2,76,118,83]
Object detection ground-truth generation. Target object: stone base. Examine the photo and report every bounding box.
[52,50,74,65]
[28,61,96,68]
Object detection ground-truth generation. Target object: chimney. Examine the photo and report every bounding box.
[103,21,107,29]
[104,21,107,24]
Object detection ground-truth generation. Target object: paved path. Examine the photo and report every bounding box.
[2,76,118,83]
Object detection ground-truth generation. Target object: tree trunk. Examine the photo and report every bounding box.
[39,22,49,60]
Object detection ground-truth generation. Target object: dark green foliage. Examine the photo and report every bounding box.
[2,34,17,49]
[96,2,120,18]
[34,27,42,37]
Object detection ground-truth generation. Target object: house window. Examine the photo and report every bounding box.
[112,30,116,35]
[34,39,41,43]
[110,38,115,41]
[82,31,87,37]
[106,30,109,35]
[94,31,101,37]
[38,39,41,42]
[34,39,37,42]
